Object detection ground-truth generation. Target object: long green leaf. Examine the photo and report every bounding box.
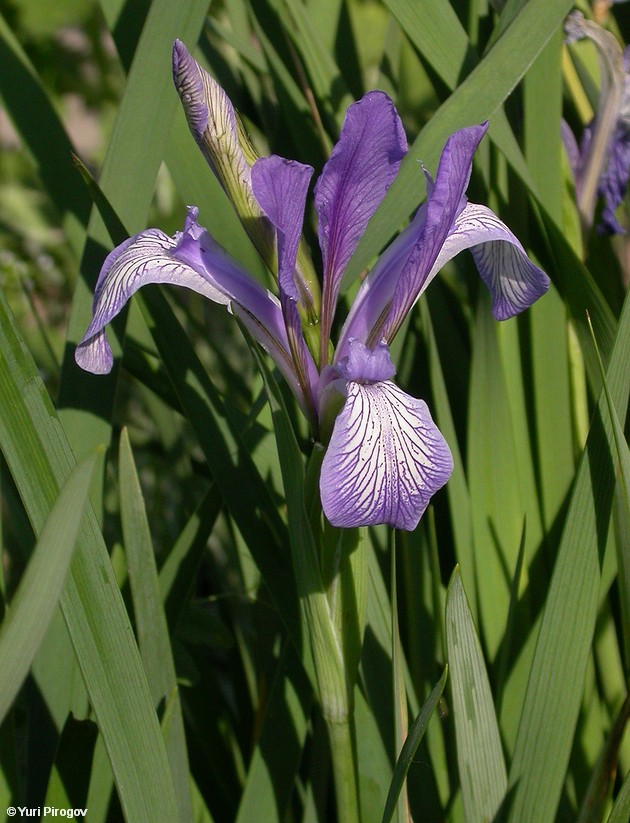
[446,568,508,821]
[606,768,630,823]
[235,642,312,823]
[0,290,179,822]
[588,315,630,676]
[507,281,630,822]
[383,0,476,89]
[390,540,408,823]
[347,0,574,288]
[119,428,193,823]
[467,300,525,660]
[0,453,97,723]
[381,667,448,823]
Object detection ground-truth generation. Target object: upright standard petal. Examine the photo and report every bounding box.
[320,379,453,530]
[251,156,319,421]
[379,123,488,342]
[337,124,487,359]
[314,91,407,365]
[251,156,313,302]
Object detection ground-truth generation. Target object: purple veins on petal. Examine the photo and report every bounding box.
[251,156,313,302]
[320,379,453,530]
[430,203,550,320]
[75,217,229,374]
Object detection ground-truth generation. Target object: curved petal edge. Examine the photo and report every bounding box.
[75,216,228,374]
[320,381,453,530]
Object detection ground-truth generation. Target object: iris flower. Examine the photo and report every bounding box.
[76,41,549,531]
[563,10,630,234]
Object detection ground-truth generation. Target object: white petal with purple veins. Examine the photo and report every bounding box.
[75,208,310,411]
[75,227,229,374]
[320,381,453,530]
[428,203,550,319]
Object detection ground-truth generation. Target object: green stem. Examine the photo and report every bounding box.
[327,716,361,823]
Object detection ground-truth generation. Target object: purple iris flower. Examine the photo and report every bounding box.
[75,41,549,531]
[564,11,630,234]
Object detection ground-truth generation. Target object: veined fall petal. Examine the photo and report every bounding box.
[427,203,550,320]
[75,207,314,415]
[75,212,229,374]
[320,341,453,530]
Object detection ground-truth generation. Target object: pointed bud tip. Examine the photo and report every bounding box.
[171,40,208,140]
[171,39,187,77]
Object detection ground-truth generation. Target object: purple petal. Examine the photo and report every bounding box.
[336,338,396,383]
[335,203,425,362]
[561,119,580,182]
[251,156,313,300]
[315,91,407,361]
[597,123,630,234]
[379,123,489,341]
[430,203,550,319]
[172,39,209,141]
[75,208,313,414]
[320,381,453,530]
[251,156,319,417]
[75,215,229,374]
[338,124,488,359]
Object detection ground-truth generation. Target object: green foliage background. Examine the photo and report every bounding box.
[0,0,629,821]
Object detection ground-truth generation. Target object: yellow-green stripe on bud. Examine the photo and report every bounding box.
[172,39,274,263]
[172,41,321,338]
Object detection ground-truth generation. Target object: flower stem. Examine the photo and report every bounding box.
[327,716,361,823]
